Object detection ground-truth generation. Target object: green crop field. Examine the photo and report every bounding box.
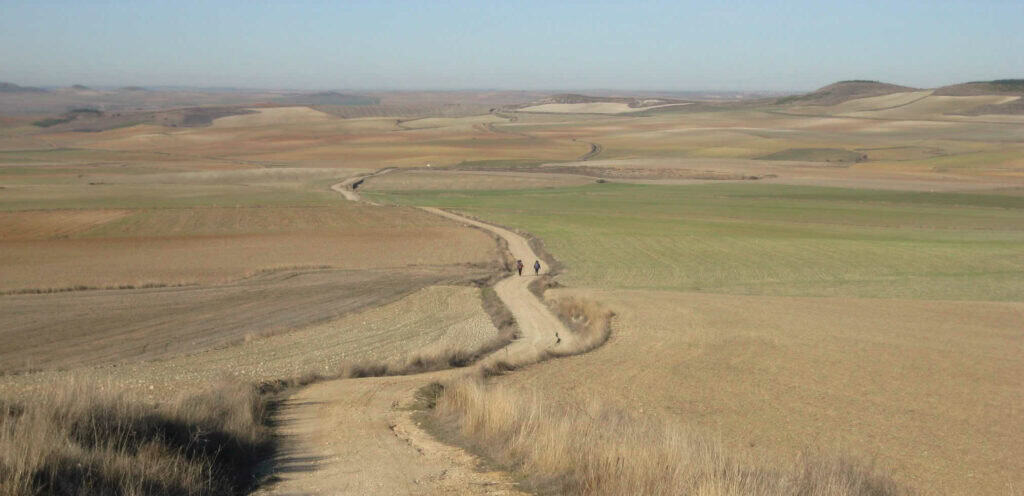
[372,182,1024,300]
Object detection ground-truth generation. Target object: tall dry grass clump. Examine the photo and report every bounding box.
[546,296,612,358]
[430,379,905,496]
[0,381,272,496]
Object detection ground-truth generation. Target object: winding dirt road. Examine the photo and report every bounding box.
[259,175,569,495]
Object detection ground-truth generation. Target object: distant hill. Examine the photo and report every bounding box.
[0,81,48,93]
[933,79,1024,96]
[525,93,686,109]
[70,84,91,91]
[273,91,378,106]
[31,105,255,131]
[776,81,916,105]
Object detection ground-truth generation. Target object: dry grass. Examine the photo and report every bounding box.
[428,379,904,496]
[497,288,1024,495]
[479,294,613,377]
[0,381,273,496]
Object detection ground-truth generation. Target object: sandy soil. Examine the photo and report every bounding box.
[256,372,527,496]
[498,288,1024,495]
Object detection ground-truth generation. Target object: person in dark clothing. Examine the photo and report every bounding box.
[516,259,524,276]
[533,260,541,275]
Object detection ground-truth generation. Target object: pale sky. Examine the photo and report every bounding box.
[1,0,1022,91]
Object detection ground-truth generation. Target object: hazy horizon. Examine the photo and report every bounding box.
[2,0,1022,92]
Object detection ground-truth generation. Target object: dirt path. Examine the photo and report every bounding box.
[331,168,394,203]
[423,208,570,357]
[260,185,568,495]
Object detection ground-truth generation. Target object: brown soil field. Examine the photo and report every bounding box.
[0,205,498,291]
[0,209,129,240]
[497,288,1024,495]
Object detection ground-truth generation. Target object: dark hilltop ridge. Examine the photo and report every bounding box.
[272,91,379,106]
[0,81,48,93]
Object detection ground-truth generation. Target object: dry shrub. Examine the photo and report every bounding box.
[431,379,906,496]
[0,381,273,496]
[546,296,612,357]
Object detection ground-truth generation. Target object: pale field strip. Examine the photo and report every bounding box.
[363,169,594,191]
[210,106,335,128]
[517,102,692,114]
[102,167,370,185]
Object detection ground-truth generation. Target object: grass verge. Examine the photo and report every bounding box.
[0,381,275,496]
